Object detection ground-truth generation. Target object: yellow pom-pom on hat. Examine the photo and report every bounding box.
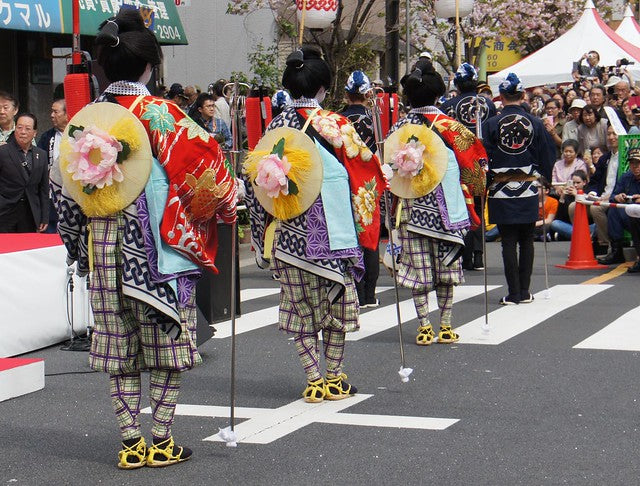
[59,102,152,217]
[244,127,323,220]
[383,123,449,199]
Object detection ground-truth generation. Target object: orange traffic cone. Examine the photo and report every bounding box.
[556,192,606,270]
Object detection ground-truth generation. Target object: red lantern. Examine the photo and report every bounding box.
[296,0,338,29]
[377,92,399,137]
[245,95,273,151]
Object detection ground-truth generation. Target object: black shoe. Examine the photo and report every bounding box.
[462,259,474,271]
[628,260,640,273]
[592,241,609,256]
[473,252,484,270]
[520,292,534,303]
[363,298,380,308]
[597,247,625,265]
[499,295,519,305]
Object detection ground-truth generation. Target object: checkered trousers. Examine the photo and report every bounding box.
[274,259,360,335]
[89,215,202,374]
[395,225,464,292]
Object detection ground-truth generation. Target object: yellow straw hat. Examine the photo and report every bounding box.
[59,102,152,216]
[383,123,449,199]
[244,127,323,220]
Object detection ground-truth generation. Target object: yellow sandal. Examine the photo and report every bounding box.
[146,437,192,468]
[437,325,459,344]
[303,378,326,403]
[324,373,357,400]
[117,437,147,470]
[416,324,435,346]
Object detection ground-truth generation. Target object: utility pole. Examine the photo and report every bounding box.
[385,0,399,85]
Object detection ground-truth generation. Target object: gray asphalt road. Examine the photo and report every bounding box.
[2,240,639,485]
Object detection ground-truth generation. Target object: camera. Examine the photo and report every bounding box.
[605,59,636,76]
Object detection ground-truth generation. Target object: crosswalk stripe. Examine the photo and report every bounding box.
[215,284,611,344]
[456,284,611,345]
[573,306,640,351]
[347,285,500,341]
[213,305,278,339]
[240,288,279,301]
[213,287,393,339]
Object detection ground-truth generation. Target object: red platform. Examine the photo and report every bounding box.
[0,357,45,402]
[0,233,62,254]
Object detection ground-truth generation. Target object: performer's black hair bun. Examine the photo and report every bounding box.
[286,50,304,69]
[415,59,435,74]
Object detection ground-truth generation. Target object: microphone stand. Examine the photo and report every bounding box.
[60,267,91,351]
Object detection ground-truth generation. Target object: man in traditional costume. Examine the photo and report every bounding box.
[482,73,555,304]
[340,70,381,308]
[244,47,385,402]
[51,9,236,468]
[385,59,487,346]
[440,63,496,271]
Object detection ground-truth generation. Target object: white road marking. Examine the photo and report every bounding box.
[349,285,500,340]
[240,287,279,301]
[574,306,640,351]
[456,284,611,345]
[213,305,279,339]
[214,287,392,339]
[142,395,458,444]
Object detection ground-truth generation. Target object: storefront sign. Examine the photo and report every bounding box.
[0,0,187,45]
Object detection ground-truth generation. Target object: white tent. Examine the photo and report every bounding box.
[488,0,640,93]
[615,5,640,48]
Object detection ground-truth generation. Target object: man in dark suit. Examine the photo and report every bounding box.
[37,99,67,233]
[0,113,49,232]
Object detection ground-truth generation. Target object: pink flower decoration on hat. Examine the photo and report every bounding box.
[256,153,292,198]
[66,126,124,191]
[392,138,425,178]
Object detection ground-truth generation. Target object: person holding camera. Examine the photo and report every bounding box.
[572,51,603,84]
[543,98,565,158]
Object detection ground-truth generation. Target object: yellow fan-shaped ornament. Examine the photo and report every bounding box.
[383,124,449,199]
[59,103,152,216]
[244,127,323,220]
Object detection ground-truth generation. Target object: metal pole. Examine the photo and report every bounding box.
[539,184,551,299]
[72,0,81,65]
[369,89,412,382]
[385,0,400,85]
[455,0,462,67]
[476,95,489,333]
[405,0,410,76]
[220,80,250,447]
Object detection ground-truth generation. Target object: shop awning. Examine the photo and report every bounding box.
[0,0,187,45]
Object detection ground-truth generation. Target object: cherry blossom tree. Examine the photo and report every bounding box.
[413,0,612,74]
[227,0,379,109]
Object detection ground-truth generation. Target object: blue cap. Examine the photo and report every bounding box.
[499,72,524,94]
[345,70,371,94]
[454,63,478,83]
